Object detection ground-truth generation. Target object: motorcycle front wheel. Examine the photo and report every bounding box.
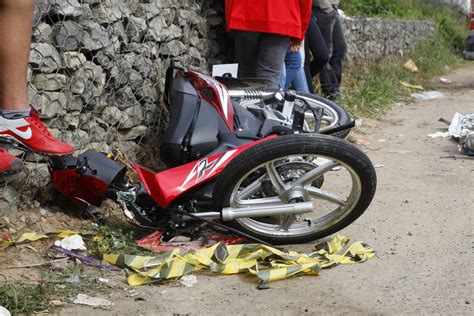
[233,91,352,139]
[213,134,377,244]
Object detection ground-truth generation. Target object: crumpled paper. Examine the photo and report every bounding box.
[54,234,87,251]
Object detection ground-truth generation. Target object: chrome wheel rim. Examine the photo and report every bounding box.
[235,93,341,133]
[229,154,362,238]
[298,95,340,133]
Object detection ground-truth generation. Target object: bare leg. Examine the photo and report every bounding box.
[0,0,35,110]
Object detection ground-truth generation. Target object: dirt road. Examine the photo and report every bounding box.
[62,64,474,315]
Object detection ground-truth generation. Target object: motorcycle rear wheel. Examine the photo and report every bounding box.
[213,134,376,244]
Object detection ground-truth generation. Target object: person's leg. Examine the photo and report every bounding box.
[233,30,260,79]
[292,68,310,93]
[278,61,286,89]
[313,9,339,96]
[303,37,315,93]
[313,9,337,56]
[291,45,310,92]
[329,16,347,89]
[0,0,74,155]
[307,17,330,77]
[255,33,289,89]
[284,51,301,89]
[0,0,35,111]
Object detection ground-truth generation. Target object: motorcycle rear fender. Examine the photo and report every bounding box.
[132,135,276,208]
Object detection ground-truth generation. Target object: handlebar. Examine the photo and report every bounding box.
[261,90,297,105]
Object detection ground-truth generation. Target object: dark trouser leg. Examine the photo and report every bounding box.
[304,39,315,94]
[313,9,339,95]
[329,17,347,86]
[255,33,289,89]
[307,16,329,77]
[305,16,330,94]
[233,30,260,78]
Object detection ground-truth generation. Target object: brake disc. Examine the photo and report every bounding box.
[261,161,324,197]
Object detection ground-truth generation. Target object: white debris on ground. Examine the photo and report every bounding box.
[73,294,112,307]
[411,91,445,100]
[180,274,198,287]
[54,234,87,251]
[428,131,451,138]
[439,77,452,84]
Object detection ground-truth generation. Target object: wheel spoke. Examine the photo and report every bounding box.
[305,186,347,206]
[265,161,286,194]
[236,175,264,200]
[287,160,340,190]
[279,215,296,231]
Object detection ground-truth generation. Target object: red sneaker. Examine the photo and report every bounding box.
[0,109,74,156]
[0,148,22,175]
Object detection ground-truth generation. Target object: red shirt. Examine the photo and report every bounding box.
[225,0,312,40]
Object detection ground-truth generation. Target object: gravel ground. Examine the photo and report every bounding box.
[56,63,474,315]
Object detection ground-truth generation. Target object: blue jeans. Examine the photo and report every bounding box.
[292,68,310,92]
[279,50,310,92]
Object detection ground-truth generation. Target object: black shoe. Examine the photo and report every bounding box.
[323,90,341,101]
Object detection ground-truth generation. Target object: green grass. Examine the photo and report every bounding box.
[0,223,157,315]
[86,223,158,257]
[0,266,107,315]
[338,2,468,117]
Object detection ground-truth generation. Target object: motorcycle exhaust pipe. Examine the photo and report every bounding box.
[221,200,316,221]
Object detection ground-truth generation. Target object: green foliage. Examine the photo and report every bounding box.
[343,0,468,52]
[0,224,156,315]
[343,0,406,18]
[434,8,467,53]
[87,224,156,257]
[340,61,402,117]
[338,0,467,117]
[0,267,106,315]
[341,33,465,117]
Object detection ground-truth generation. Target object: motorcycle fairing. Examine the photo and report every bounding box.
[187,69,235,132]
[49,150,128,209]
[161,72,237,167]
[132,136,276,208]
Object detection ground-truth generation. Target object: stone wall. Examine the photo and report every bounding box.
[342,17,436,62]
[28,0,227,161]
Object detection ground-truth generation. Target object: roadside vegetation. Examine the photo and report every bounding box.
[0,223,150,315]
[339,0,469,117]
[0,267,106,315]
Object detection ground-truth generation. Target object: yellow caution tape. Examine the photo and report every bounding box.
[103,234,375,285]
[399,80,424,91]
[0,230,80,248]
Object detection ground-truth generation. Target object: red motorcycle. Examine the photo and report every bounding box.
[49,63,377,244]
